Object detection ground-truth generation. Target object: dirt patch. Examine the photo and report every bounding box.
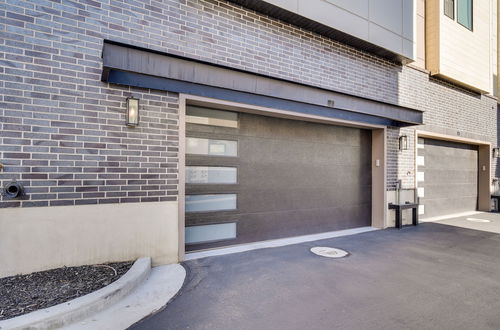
[0,261,133,320]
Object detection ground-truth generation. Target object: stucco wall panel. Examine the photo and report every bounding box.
[0,201,179,277]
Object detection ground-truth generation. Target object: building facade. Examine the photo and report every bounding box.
[0,0,498,276]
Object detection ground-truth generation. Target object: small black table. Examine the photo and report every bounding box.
[491,195,500,212]
[388,202,419,229]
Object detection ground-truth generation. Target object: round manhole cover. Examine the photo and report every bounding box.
[466,218,491,223]
[310,247,349,258]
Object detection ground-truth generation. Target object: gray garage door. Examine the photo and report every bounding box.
[418,138,478,219]
[185,106,372,251]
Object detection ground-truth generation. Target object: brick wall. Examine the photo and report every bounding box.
[0,0,497,207]
[0,83,180,207]
[392,67,498,190]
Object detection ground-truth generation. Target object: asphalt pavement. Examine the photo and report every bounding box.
[132,215,500,330]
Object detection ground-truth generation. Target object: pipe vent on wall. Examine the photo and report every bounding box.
[3,181,24,199]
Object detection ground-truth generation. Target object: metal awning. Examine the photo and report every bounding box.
[101,41,423,127]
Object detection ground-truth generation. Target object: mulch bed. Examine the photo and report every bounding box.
[0,261,134,321]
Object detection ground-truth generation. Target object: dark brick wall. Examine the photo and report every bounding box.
[0,84,179,207]
[0,0,497,207]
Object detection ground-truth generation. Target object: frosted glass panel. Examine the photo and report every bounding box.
[186,166,237,184]
[186,137,237,156]
[186,106,238,128]
[186,194,237,212]
[185,223,237,244]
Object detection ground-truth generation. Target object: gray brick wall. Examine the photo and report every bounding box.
[390,67,498,190]
[0,84,180,207]
[0,0,497,207]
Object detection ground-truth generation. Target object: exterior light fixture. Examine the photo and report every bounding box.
[399,135,408,151]
[493,147,500,158]
[126,97,139,126]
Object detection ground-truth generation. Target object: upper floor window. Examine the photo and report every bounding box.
[457,0,473,30]
[444,0,454,19]
[444,0,473,31]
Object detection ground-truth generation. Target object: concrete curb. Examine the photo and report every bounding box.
[0,257,151,330]
[66,264,186,330]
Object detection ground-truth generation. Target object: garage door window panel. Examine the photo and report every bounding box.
[186,166,238,184]
[186,137,238,157]
[185,223,237,244]
[186,194,237,213]
[186,106,238,128]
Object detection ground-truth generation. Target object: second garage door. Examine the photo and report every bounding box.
[185,106,372,251]
[417,138,478,219]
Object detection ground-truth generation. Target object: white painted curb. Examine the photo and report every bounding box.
[0,257,151,330]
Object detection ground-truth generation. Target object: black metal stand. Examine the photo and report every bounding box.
[388,203,419,229]
[491,195,500,212]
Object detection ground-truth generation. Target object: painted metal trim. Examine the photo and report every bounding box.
[416,130,492,146]
[183,94,386,129]
[101,41,423,126]
[107,70,403,127]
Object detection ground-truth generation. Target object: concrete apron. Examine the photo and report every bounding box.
[430,211,500,234]
[185,226,378,260]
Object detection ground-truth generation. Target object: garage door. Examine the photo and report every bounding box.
[185,106,372,251]
[417,138,478,219]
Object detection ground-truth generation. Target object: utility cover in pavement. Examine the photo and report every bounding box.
[310,247,349,258]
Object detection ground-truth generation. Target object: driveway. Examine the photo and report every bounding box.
[132,214,500,330]
[430,211,500,233]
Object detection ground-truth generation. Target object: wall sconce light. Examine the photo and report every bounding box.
[399,135,408,151]
[126,97,139,126]
[493,147,500,158]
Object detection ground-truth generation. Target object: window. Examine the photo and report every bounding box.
[457,0,472,30]
[186,106,238,128]
[185,223,237,244]
[185,194,237,212]
[444,0,473,30]
[444,0,454,19]
[186,166,237,184]
[186,137,237,157]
